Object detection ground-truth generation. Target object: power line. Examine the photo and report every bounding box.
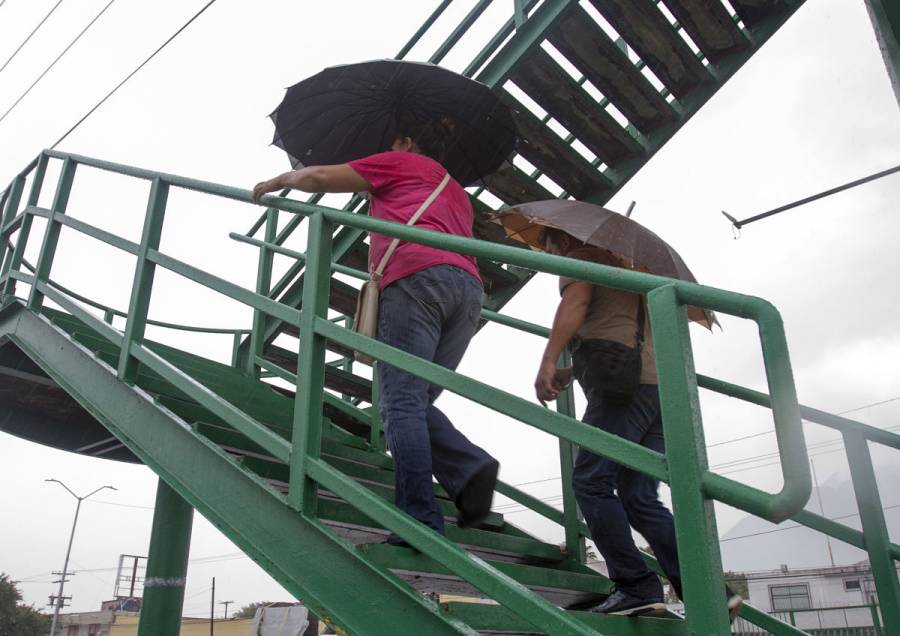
[0,0,66,75]
[0,0,118,126]
[506,395,900,489]
[720,504,900,543]
[707,395,900,449]
[50,0,220,149]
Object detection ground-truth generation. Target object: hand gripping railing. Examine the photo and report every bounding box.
[0,149,831,634]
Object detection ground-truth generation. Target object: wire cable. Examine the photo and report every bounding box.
[0,0,117,126]
[49,0,220,150]
[0,0,66,75]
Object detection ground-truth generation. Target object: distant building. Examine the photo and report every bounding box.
[732,561,895,635]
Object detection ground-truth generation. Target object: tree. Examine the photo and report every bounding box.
[0,574,51,636]
[233,601,273,619]
[724,571,750,601]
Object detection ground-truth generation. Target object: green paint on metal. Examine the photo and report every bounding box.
[248,208,277,378]
[137,478,194,636]
[119,177,169,383]
[865,0,900,105]
[648,284,730,634]
[27,157,75,311]
[844,430,900,632]
[289,212,332,513]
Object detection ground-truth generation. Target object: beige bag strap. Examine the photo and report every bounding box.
[372,172,451,280]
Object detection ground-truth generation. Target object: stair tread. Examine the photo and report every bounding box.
[547,5,678,136]
[586,0,710,100]
[360,543,611,598]
[441,602,686,635]
[660,0,749,65]
[512,48,645,168]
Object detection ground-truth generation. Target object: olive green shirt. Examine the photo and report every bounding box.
[559,247,657,385]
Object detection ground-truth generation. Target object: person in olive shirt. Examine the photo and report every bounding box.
[534,227,741,619]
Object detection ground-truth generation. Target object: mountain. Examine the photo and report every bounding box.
[719,463,900,572]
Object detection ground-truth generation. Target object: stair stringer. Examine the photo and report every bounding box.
[0,302,479,636]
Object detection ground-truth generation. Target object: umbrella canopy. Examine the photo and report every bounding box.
[270,59,517,187]
[492,200,718,329]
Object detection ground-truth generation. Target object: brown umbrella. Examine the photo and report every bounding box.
[492,200,718,329]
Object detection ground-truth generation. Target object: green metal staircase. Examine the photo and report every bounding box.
[1,2,899,635]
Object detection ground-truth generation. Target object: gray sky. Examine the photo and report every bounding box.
[1,0,898,617]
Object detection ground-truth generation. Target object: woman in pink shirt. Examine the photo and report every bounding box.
[253,119,499,544]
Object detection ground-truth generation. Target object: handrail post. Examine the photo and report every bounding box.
[247,208,277,378]
[369,365,385,450]
[288,211,332,514]
[844,430,900,631]
[556,349,585,562]
[27,157,76,311]
[118,177,169,383]
[647,284,730,633]
[3,155,49,302]
[0,174,26,298]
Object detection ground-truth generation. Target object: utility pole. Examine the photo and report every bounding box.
[45,479,117,636]
[209,577,215,636]
[219,600,233,619]
[810,459,836,567]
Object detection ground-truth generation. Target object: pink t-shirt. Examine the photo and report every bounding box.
[348,151,482,290]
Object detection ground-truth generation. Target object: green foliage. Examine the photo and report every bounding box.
[0,574,51,636]
[724,571,750,601]
[233,601,273,619]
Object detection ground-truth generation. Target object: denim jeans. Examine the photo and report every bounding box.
[377,264,496,534]
[572,384,682,598]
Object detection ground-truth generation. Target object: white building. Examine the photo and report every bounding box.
[732,561,894,635]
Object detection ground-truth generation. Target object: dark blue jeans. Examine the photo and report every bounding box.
[377,264,496,534]
[572,384,682,598]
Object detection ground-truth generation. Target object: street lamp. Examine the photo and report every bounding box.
[45,479,117,636]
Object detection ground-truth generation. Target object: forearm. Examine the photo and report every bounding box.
[272,167,330,193]
[543,302,587,363]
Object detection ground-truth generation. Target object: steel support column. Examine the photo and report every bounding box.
[866,0,900,105]
[137,478,194,636]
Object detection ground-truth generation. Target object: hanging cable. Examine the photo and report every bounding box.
[0,0,118,126]
[50,0,220,150]
[722,163,900,230]
[0,0,67,75]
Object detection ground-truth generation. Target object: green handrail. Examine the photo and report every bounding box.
[6,149,897,634]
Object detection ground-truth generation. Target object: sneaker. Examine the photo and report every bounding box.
[726,586,743,622]
[587,589,666,616]
[455,459,499,528]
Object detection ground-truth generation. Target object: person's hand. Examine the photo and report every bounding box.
[252,177,281,204]
[535,359,560,405]
[554,366,573,391]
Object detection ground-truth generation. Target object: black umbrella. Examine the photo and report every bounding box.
[270,59,517,186]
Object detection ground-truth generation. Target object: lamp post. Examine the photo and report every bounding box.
[45,479,117,636]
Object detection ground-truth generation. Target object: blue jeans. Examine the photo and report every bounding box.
[572,384,682,598]
[377,264,496,534]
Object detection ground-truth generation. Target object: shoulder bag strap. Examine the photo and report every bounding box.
[372,172,451,280]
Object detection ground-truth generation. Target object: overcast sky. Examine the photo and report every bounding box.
[1,0,898,617]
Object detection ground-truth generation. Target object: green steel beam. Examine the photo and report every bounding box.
[138,478,194,636]
[395,0,454,60]
[475,0,576,88]
[866,0,900,105]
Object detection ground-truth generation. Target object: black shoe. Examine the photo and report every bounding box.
[587,589,666,616]
[725,586,743,622]
[455,459,499,528]
[383,534,413,548]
